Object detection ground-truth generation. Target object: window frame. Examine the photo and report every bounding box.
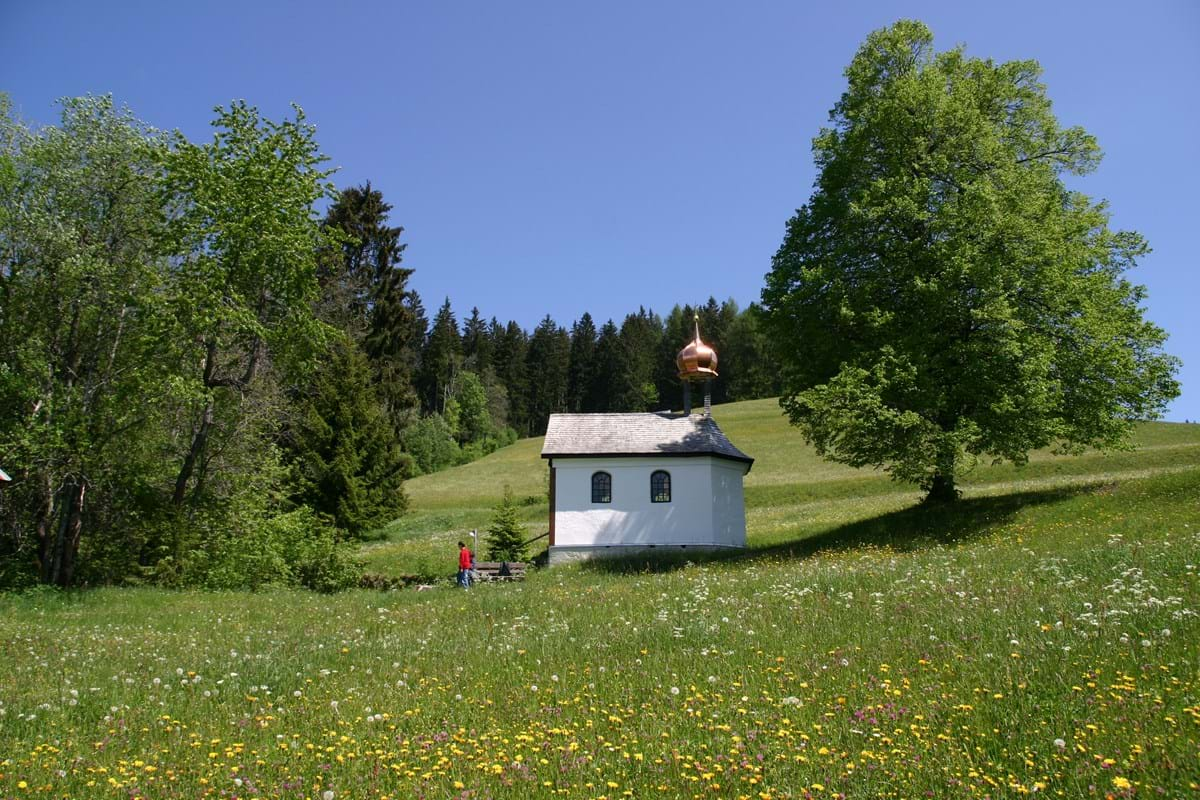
[650,470,671,503]
[591,471,612,504]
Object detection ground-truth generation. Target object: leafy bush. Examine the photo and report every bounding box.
[401,414,461,476]
[182,506,362,593]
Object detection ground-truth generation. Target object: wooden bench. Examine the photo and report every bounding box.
[473,561,527,582]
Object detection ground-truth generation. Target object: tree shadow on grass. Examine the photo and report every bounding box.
[577,484,1091,576]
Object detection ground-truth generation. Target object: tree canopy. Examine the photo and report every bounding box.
[762,20,1180,502]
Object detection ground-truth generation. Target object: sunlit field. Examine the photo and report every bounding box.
[2,399,1198,798]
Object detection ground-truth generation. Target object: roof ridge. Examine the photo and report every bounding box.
[540,411,753,467]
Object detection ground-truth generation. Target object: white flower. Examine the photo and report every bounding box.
[530,685,538,692]
[1053,738,1066,749]
[782,696,801,706]
[323,791,335,800]
[294,690,302,698]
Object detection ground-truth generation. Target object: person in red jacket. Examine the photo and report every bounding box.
[457,541,472,589]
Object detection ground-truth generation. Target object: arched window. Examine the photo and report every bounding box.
[651,470,671,503]
[591,471,611,503]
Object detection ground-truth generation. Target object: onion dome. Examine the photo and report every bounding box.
[676,315,718,381]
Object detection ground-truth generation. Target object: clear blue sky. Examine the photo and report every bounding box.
[3,1,1197,420]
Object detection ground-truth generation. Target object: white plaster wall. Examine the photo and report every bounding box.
[710,459,748,547]
[553,456,746,547]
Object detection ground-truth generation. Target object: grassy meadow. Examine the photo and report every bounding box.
[2,398,1198,799]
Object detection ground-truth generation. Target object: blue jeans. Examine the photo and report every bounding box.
[457,568,471,588]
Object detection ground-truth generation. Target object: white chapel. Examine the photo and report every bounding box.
[540,319,753,564]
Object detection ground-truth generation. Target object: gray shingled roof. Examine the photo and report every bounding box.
[541,412,753,467]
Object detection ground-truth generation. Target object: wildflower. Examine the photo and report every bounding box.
[1053,738,1066,749]
[670,686,680,695]
[323,791,335,800]
[1112,776,1132,790]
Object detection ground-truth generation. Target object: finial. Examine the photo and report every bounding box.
[676,313,718,383]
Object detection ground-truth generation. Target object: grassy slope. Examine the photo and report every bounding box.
[2,400,1198,799]
[363,397,1200,578]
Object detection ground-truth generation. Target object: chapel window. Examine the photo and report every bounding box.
[591,471,612,503]
[651,470,671,503]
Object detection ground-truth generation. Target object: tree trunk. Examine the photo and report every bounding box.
[59,482,86,587]
[38,478,87,586]
[35,480,54,583]
[173,396,214,506]
[924,472,959,503]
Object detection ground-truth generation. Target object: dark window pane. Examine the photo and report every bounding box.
[591,472,611,503]
[651,470,671,503]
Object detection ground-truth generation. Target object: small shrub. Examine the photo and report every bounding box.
[485,486,528,562]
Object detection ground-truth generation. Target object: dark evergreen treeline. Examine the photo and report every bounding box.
[364,279,781,473]
[0,95,777,590]
[399,297,781,446]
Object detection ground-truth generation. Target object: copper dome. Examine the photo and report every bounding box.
[676,316,718,381]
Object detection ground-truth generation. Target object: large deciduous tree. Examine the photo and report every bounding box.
[163,101,333,508]
[762,20,1179,502]
[0,96,173,585]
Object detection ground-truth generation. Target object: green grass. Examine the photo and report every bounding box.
[2,399,1198,799]
[363,396,1200,578]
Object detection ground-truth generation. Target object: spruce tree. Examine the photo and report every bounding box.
[526,315,570,435]
[617,307,663,411]
[485,486,528,562]
[461,307,492,373]
[417,298,462,414]
[724,303,780,401]
[589,320,623,412]
[658,304,696,411]
[364,270,422,422]
[567,313,598,412]
[493,321,530,435]
[283,335,407,538]
[318,182,410,334]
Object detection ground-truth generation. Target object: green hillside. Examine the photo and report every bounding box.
[362,397,1200,578]
[2,399,1198,798]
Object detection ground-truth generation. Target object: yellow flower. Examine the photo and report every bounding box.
[1112,776,1132,789]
